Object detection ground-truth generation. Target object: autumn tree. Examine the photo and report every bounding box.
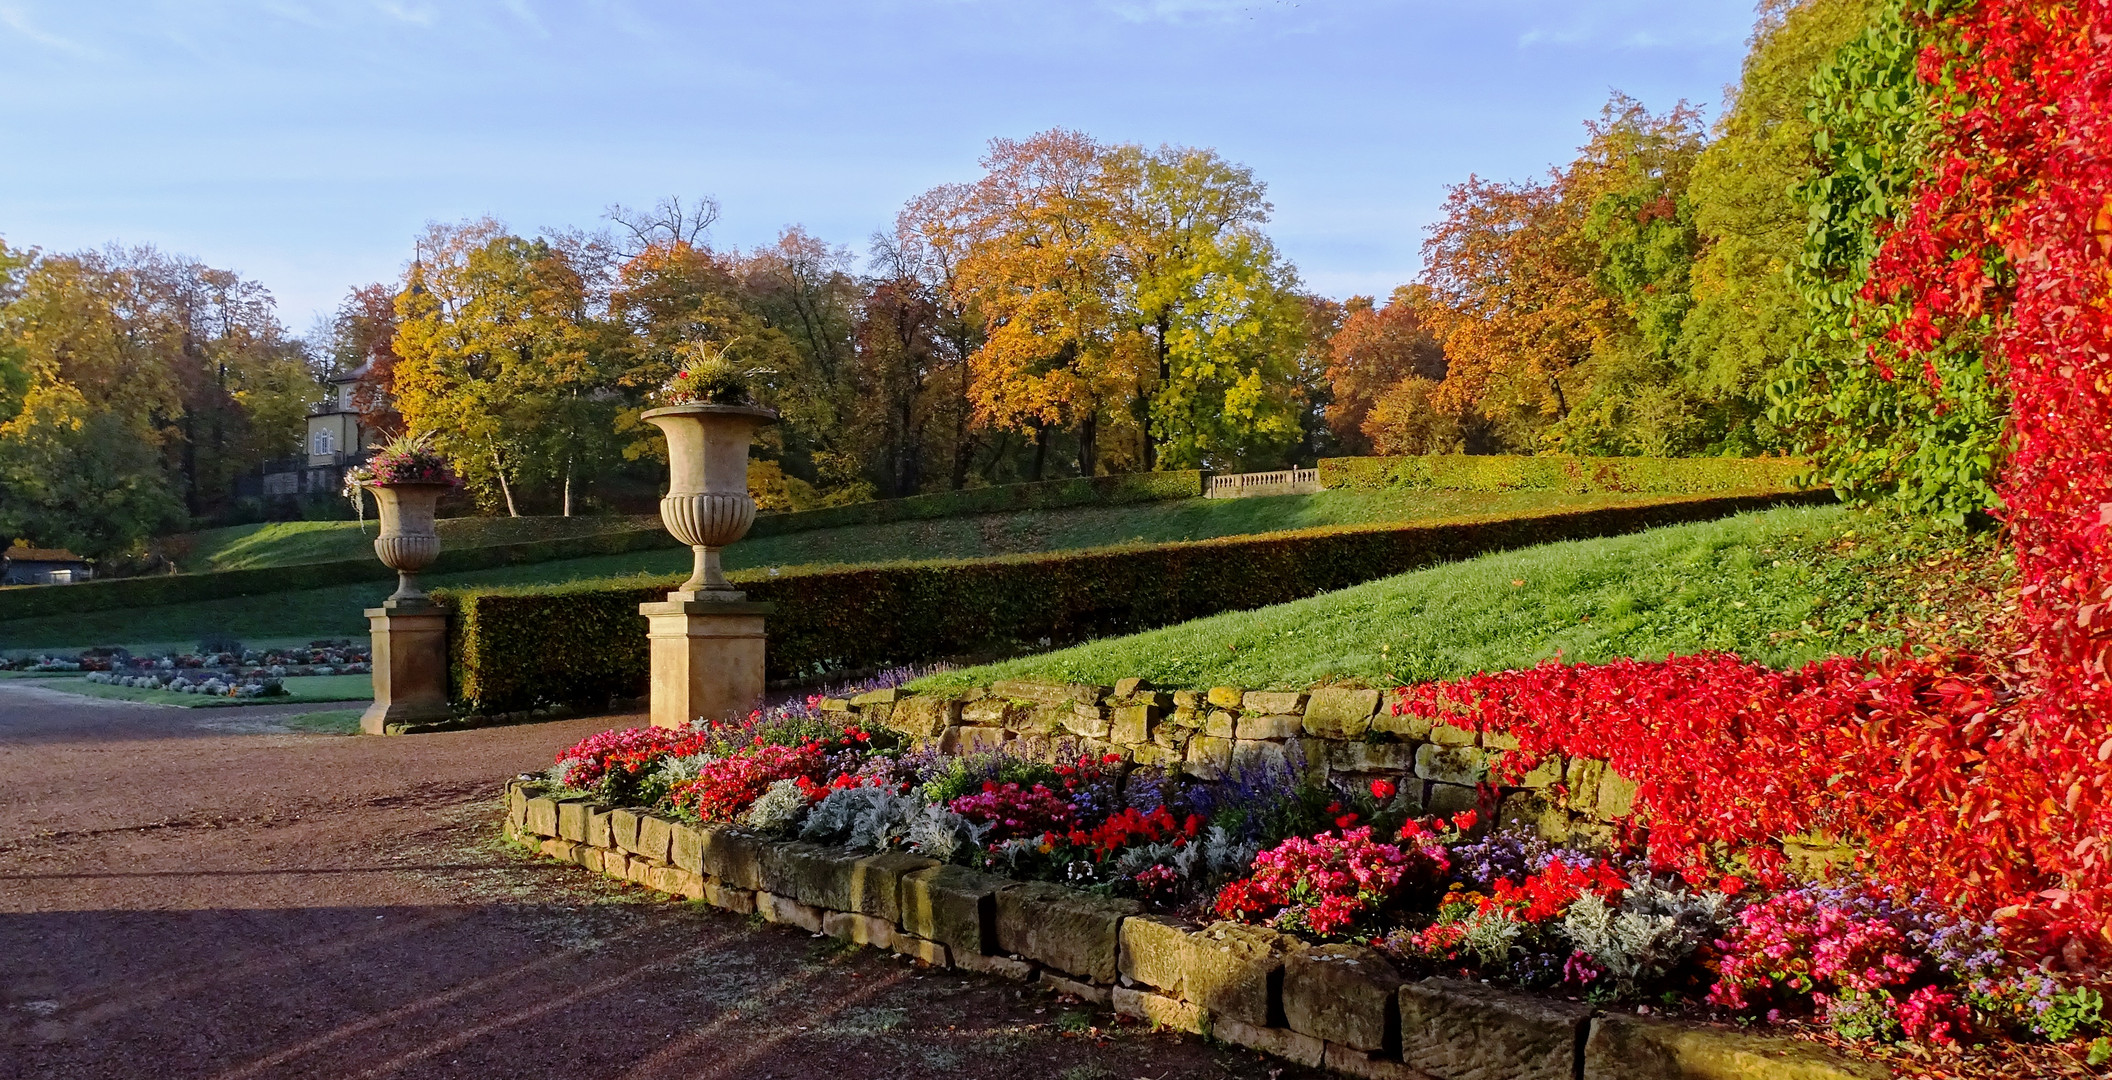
[1322,288,1446,454]
[393,219,627,516]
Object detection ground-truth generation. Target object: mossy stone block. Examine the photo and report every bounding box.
[900,864,1005,956]
[757,841,864,911]
[1283,944,1403,1053]
[1582,1014,1885,1080]
[994,881,1140,984]
[524,796,561,838]
[849,851,937,923]
[1399,977,1591,1080]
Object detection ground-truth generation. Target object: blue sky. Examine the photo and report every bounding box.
[0,1,1760,330]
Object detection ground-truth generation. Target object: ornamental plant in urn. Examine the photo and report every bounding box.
[347,432,456,607]
[644,342,776,600]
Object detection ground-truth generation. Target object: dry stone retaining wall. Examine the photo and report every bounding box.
[828,679,1636,845]
[504,779,1879,1080]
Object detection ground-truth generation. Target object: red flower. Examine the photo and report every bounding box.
[1370,779,1398,801]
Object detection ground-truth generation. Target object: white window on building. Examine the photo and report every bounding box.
[340,383,356,411]
[313,428,334,456]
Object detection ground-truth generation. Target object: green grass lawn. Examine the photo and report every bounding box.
[30,673,373,708]
[276,708,365,734]
[169,515,662,572]
[4,489,1707,652]
[914,504,2008,693]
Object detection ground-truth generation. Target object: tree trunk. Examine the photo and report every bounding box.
[1028,423,1048,482]
[1548,375,1571,419]
[493,449,520,517]
[562,460,573,517]
[1078,408,1099,478]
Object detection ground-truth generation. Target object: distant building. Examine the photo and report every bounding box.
[2,545,92,585]
[246,361,385,499]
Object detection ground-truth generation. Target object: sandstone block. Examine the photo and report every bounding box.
[627,857,656,887]
[1204,710,1237,738]
[938,726,1008,755]
[1185,735,1232,780]
[1236,713,1304,740]
[1323,1043,1427,1080]
[538,837,574,861]
[962,698,1012,727]
[756,890,823,933]
[694,825,766,890]
[1582,1014,1886,1080]
[818,697,851,714]
[1151,720,1194,753]
[1214,1018,1324,1068]
[506,784,531,832]
[1115,914,1191,993]
[1064,703,1112,739]
[1171,689,1202,710]
[758,841,865,911]
[1425,783,1483,821]
[670,823,706,875]
[1111,703,1161,745]
[1427,723,1477,746]
[994,881,1140,984]
[1041,973,1111,1005]
[991,679,1107,705]
[703,878,756,914]
[1243,690,1308,715]
[1399,977,1591,1080]
[954,951,1037,981]
[585,806,613,848]
[636,814,675,864]
[1129,743,1178,767]
[1207,685,1245,709]
[1113,986,1208,1035]
[900,864,1005,956]
[556,799,593,842]
[608,808,646,853]
[525,796,561,837]
[1283,944,1403,1053]
[1597,771,1638,819]
[1370,707,1432,741]
[1498,791,1567,841]
[891,696,960,738]
[1565,758,1605,811]
[1516,756,1562,789]
[1329,741,1418,773]
[850,687,904,706]
[1415,744,1489,785]
[1232,739,1295,781]
[1304,688,1381,740]
[1007,704,1066,737]
[1482,728,1521,751]
[849,851,936,923]
[890,933,949,967]
[646,864,689,896]
[1119,919,1302,1026]
[823,909,895,949]
[600,852,629,880]
[1112,677,1149,698]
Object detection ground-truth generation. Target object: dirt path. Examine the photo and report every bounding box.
[0,683,1319,1080]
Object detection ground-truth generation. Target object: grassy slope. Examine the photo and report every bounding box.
[171,515,660,572]
[6,490,1669,652]
[915,504,2010,692]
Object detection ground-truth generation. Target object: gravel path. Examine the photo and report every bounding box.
[0,682,1318,1080]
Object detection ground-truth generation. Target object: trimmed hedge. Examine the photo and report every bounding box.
[747,470,1202,537]
[441,489,1835,714]
[1317,454,1809,494]
[0,472,1204,624]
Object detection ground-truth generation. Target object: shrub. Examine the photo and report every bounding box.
[1318,454,1808,495]
[445,490,1826,713]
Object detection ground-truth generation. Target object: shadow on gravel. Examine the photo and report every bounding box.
[0,902,1324,1080]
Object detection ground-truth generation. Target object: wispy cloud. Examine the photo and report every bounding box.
[0,4,95,58]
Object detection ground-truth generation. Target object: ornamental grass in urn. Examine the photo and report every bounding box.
[347,432,457,606]
[645,342,777,601]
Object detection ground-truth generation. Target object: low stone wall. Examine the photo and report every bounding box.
[505,781,1879,1080]
[824,679,1631,845]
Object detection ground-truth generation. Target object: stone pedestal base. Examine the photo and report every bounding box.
[640,599,772,729]
[361,603,452,735]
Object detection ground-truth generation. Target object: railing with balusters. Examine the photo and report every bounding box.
[1205,468,1321,497]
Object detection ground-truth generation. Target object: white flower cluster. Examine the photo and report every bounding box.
[85,671,286,698]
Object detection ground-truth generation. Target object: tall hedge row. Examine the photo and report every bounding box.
[0,471,1204,623]
[1316,455,1808,494]
[443,489,1832,714]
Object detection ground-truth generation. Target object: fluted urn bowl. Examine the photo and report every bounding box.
[369,482,449,605]
[641,403,778,600]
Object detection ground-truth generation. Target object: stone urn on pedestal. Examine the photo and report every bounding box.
[354,436,459,736]
[639,402,778,729]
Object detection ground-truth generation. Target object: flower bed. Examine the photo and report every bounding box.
[520,669,2109,1073]
[3,641,371,678]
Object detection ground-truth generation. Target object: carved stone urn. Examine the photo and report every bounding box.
[641,403,778,600]
[361,480,452,735]
[638,402,777,728]
[369,481,449,607]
